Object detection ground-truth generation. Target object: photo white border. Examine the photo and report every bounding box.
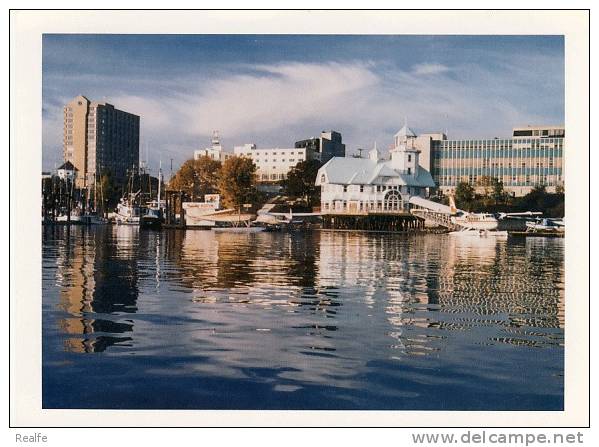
[9,9,590,427]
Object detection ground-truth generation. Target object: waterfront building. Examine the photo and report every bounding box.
[63,95,140,189]
[316,125,435,214]
[233,144,311,182]
[295,130,346,164]
[56,161,77,181]
[194,130,234,163]
[415,125,564,197]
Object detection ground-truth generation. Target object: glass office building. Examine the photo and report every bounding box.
[427,126,564,197]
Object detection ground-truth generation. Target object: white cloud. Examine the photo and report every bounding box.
[43,58,563,169]
[411,63,450,76]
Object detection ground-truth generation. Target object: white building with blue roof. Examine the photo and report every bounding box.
[315,125,436,214]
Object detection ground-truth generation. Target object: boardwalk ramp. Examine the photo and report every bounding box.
[409,196,457,230]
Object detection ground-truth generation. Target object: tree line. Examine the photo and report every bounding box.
[168,155,322,210]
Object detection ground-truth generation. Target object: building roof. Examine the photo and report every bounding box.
[316,157,435,188]
[394,125,417,138]
[58,161,77,171]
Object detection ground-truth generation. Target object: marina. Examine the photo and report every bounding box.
[32,32,572,418]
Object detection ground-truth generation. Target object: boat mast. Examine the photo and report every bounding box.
[157,160,162,207]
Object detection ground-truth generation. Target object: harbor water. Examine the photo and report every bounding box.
[42,226,564,410]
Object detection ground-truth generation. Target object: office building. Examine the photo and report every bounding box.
[414,125,564,197]
[295,130,345,164]
[63,95,140,189]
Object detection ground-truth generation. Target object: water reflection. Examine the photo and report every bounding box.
[47,225,139,352]
[42,226,564,409]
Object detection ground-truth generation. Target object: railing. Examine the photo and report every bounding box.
[410,207,458,230]
[321,208,411,216]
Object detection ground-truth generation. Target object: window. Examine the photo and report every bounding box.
[407,167,411,175]
[360,185,364,193]
[408,154,412,162]
[343,185,348,193]
[320,174,326,183]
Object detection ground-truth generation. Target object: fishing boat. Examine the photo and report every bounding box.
[115,193,141,225]
[140,203,162,229]
[140,165,164,230]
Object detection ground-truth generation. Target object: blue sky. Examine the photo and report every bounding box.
[42,34,564,172]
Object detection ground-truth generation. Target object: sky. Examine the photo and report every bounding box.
[42,34,564,173]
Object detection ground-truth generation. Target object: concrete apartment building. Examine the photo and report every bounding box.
[63,95,140,188]
[412,125,564,197]
[233,144,310,181]
[193,130,344,183]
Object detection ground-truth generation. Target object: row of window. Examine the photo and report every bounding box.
[435,174,561,186]
[433,148,563,159]
[260,173,287,180]
[246,151,304,156]
[325,184,414,194]
[434,167,562,176]
[438,137,563,147]
[322,199,406,212]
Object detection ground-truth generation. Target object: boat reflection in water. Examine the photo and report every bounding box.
[42,226,564,410]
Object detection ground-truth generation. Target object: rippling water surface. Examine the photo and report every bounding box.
[42,226,564,410]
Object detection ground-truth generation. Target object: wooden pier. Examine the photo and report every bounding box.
[321,213,425,232]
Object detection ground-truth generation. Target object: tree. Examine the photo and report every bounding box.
[454,181,475,208]
[218,156,258,209]
[282,159,322,206]
[476,175,494,198]
[98,171,120,211]
[169,156,221,200]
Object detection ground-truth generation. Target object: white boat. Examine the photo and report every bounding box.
[55,212,83,224]
[526,218,565,232]
[115,197,141,225]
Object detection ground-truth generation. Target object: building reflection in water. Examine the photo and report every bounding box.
[46,226,563,393]
[317,231,564,360]
[52,225,139,353]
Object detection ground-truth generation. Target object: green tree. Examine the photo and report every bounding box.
[476,175,494,197]
[491,178,506,205]
[218,156,258,209]
[282,159,322,206]
[455,181,475,208]
[169,156,222,200]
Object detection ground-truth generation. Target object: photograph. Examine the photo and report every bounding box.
[9,9,590,429]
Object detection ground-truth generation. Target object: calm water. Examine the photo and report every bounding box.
[42,226,564,410]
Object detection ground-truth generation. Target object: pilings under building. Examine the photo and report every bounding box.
[321,213,425,232]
